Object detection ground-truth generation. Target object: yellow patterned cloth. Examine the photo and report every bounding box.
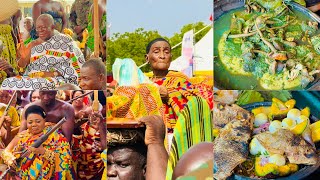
[0,103,20,127]
[0,24,17,70]
[101,149,107,180]
[7,126,75,179]
[107,84,163,119]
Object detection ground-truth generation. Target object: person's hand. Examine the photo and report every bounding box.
[7,158,17,169]
[158,85,168,98]
[3,116,12,129]
[76,110,87,119]
[138,115,165,146]
[93,139,102,152]
[89,111,103,129]
[74,26,83,35]
[0,59,12,71]
[18,43,31,62]
[29,145,46,155]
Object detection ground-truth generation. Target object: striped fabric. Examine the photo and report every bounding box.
[153,71,213,132]
[166,96,213,179]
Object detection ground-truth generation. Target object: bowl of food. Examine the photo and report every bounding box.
[213,97,320,179]
[214,0,320,90]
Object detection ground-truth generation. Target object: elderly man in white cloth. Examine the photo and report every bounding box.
[1,14,85,90]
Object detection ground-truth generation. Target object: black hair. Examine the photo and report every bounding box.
[29,90,35,102]
[82,58,107,76]
[24,105,47,120]
[146,37,171,54]
[71,90,85,99]
[109,143,147,168]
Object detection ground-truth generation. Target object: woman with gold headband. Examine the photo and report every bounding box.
[1,105,75,179]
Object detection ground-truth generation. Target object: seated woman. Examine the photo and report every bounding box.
[0,105,75,179]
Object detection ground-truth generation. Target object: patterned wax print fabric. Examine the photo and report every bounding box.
[165,96,213,180]
[11,126,76,179]
[0,24,17,70]
[152,71,213,132]
[87,13,106,52]
[107,84,163,119]
[1,33,85,90]
[77,122,104,180]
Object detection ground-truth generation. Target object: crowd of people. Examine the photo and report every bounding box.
[0,0,107,90]
[0,90,107,179]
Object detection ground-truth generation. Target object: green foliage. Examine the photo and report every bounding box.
[106,28,162,73]
[106,22,211,73]
[169,22,211,61]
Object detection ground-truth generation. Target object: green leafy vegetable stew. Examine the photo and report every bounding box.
[214,0,320,90]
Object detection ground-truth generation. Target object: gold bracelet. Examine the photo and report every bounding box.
[1,149,16,166]
[43,149,55,162]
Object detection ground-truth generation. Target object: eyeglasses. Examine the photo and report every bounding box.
[36,26,48,31]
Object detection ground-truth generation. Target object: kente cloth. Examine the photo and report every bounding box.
[76,122,104,180]
[1,33,85,90]
[12,126,76,180]
[165,96,213,180]
[87,13,106,52]
[0,24,17,70]
[30,11,64,40]
[152,71,213,132]
[107,84,163,119]
[100,149,107,180]
[0,103,20,127]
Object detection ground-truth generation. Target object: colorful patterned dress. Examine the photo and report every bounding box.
[1,33,85,90]
[11,126,75,179]
[76,122,104,180]
[0,24,17,70]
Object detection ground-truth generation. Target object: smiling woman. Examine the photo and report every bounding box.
[0,104,75,179]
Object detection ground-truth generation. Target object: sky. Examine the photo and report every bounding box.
[108,0,213,37]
